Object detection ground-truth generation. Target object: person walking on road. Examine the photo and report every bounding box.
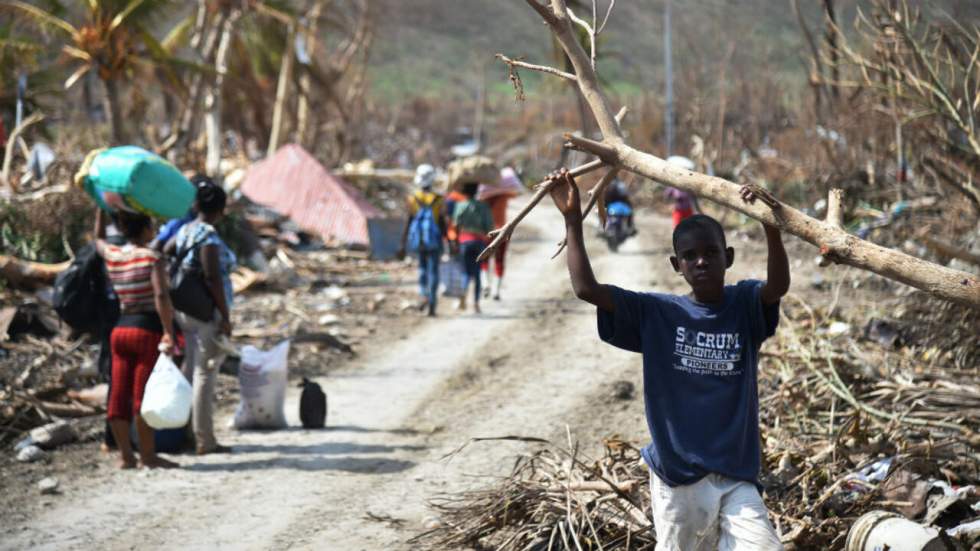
[452,181,493,314]
[400,164,447,316]
[479,166,522,301]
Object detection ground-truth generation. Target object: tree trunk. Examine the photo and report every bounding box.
[791,0,827,119]
[205,10,240,181]
[268,23,297,157]
[823,0,840,100]
[103,78,125,145]
[501,0,980,308]
[296,1,325,149]
[161,9,228,156]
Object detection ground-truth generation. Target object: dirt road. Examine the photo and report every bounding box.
[1,204,770,550]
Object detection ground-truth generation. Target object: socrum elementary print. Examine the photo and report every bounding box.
[673,327,742,375]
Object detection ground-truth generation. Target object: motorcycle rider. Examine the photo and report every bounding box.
[603,179,637,236]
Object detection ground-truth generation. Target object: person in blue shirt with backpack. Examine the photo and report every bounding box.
[400,164,447,317]
[548,168,790,550]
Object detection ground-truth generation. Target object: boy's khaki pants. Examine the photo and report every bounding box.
[650,471,783,551]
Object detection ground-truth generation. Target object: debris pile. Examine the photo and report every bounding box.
[414,293,980,550]
[1,246,415,450]
[414,439,655,550]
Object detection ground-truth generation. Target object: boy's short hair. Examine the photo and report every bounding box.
[672,214,727,252]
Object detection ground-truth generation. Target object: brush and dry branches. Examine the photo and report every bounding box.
[414,292,980,550]
[826,0,980,209]
[414,437,655,551]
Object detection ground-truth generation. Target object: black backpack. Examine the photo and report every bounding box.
[53,243,119,335]
[299,378,327,429]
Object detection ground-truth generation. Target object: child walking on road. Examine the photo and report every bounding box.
[452,181,494,314]
[548,168,789,551]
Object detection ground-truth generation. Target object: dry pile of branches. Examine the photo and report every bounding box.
[414,294,980,550]
[414,437,656,551]
[758,294,979,548]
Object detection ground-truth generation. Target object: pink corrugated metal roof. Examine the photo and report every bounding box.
[241,145,382,247]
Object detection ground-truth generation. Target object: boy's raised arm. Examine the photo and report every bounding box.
[739,185,790,305]
[549,169,615,312]
[760,225,789,305]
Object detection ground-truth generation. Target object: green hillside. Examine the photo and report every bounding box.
[368,0,980,103]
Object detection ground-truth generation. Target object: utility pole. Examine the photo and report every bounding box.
[664,0,674,156]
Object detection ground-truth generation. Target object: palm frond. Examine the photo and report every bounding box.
[109,0,148,33]
[160,12,194,54]
[62,44,93,62]
[0,36,42,54]
[0,0,77,36]
[63,63,91,89]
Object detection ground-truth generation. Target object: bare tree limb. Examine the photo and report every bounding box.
[1,112,44,190]
[477,160,606,263]
[495,54,576,82]
[551,167,620,259]
[825,189,844,229]
[917,233,980,267]
[564,132,617,162]
[596,0,615,34]
[566,7,596,69]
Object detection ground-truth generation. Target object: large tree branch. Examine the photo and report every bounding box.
[526,0,623,142]
[508,0,980,308]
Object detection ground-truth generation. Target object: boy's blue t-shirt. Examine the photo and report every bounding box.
[597,280,779,488]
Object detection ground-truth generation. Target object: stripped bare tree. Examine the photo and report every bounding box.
[485,0,980,308]
[826,0,980,211]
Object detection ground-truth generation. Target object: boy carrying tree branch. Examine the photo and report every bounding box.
[548,168,790,551]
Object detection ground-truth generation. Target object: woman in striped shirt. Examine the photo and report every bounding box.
[96,208,178,469]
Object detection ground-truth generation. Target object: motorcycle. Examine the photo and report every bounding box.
[604,201,633,252]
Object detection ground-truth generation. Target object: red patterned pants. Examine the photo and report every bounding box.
[107,327,161,421]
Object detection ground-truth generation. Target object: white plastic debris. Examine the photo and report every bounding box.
[37,477,59,495]
[16,445,45,463]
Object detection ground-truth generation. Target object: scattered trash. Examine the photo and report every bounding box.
[16,445,45,463]
[317,314,340,326]
[323,286,351,307]
[948,518,980,539]
[864,318,902,348]
[843,456,893,488]
[845,510,958,551]
[37,477,59,495]
[29,420,77,450]
[880,469,931,518]
[826,321,852,337]
[924,491,975,528]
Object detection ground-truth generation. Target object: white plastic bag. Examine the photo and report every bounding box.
[233,340,289,429]
[140,354,192,429]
